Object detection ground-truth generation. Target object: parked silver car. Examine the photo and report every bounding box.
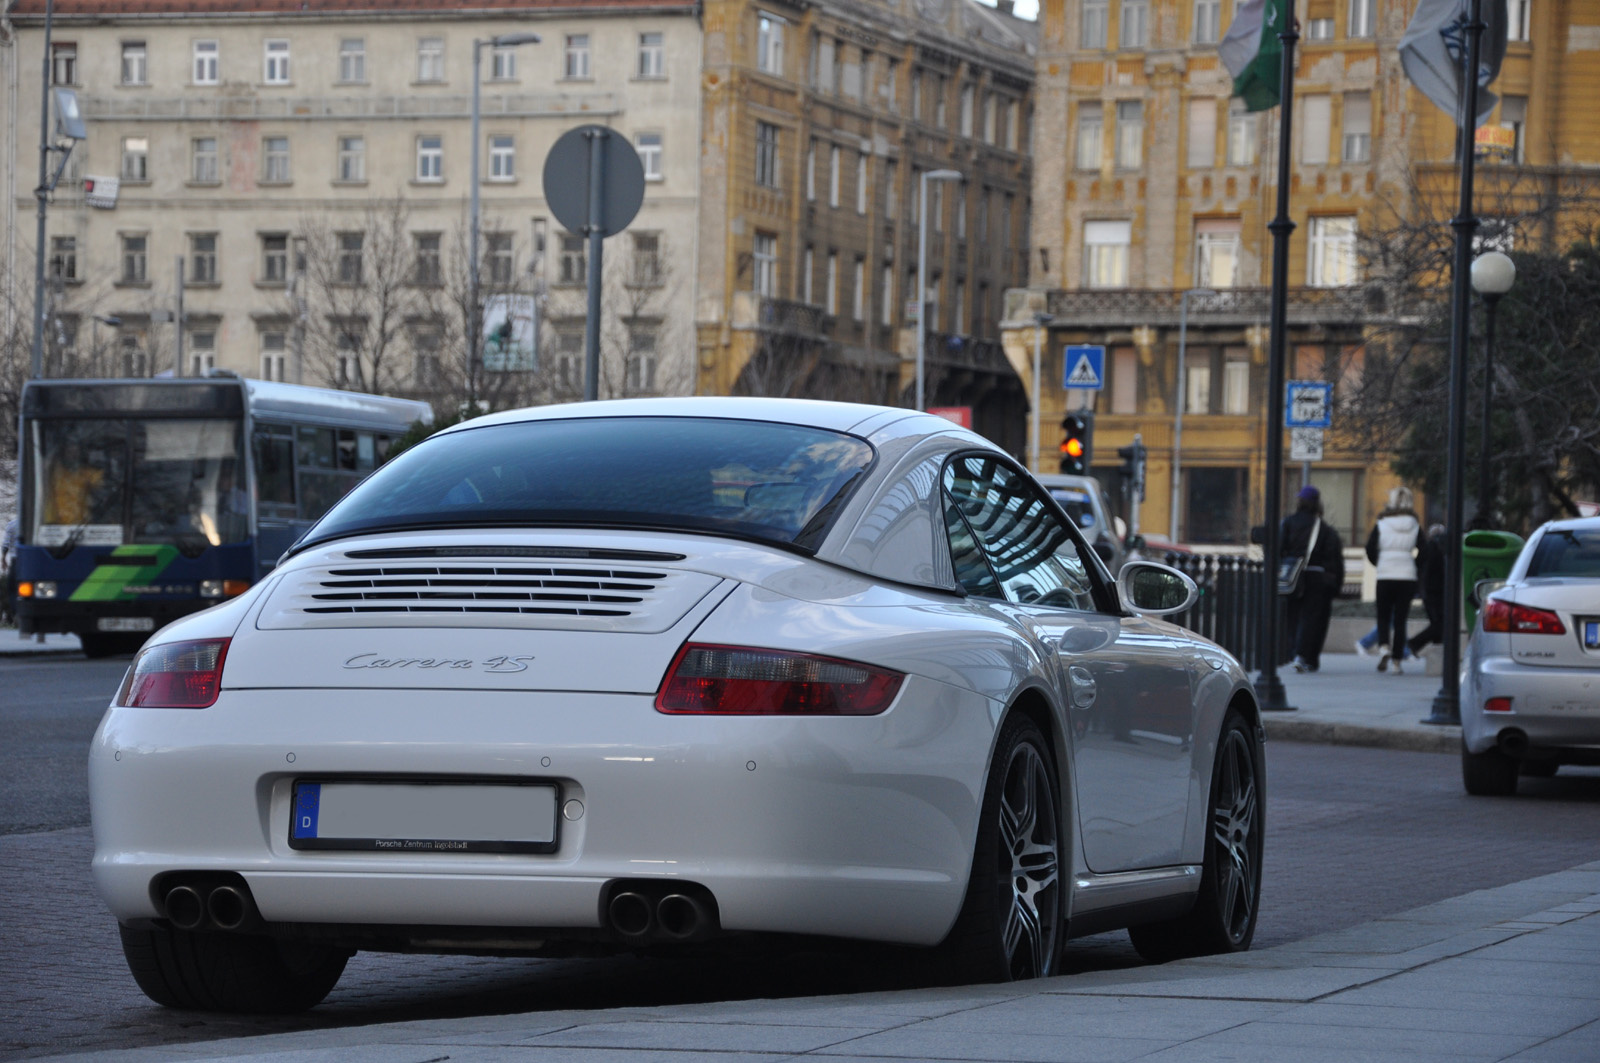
[1462,516,1600,794]
[1034,473,1127,574]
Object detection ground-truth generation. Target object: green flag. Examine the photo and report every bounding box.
[1220,0,1289,112]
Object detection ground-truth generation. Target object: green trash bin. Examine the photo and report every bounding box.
[1461,529,1525,631]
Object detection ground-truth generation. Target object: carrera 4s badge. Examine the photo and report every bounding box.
[342,654,535,673]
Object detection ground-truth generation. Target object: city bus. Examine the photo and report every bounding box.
[13,374,432,656]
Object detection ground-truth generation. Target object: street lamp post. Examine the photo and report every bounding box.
[91,314,121,373]
[915,168,962,411]
[1469,251,1515,529]
[1172,287,1216,543]
[470,33,541,412]
[1031,312,1050,472]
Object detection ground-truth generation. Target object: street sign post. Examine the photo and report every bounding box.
[1062,345,1106,390]
[1289,427,1324,462]
[1285,380,1334,428]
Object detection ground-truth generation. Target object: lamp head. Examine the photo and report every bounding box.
[1471,251,1516,296]
[52,88,87,142]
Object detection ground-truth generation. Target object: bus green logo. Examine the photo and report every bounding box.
[68,545,181,602]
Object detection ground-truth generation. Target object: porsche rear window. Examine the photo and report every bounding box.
[1526,527,1600,578]
[298,416,875,552]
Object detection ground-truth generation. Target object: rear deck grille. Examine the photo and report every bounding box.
[298,563,669,617]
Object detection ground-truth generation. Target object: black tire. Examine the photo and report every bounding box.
[941,713,1063,983]
[1129,710,1263,963]
[82,633,144,659]
[1462,746,1519,795]
[1519,761,1558,778]
[118,923,348,1013]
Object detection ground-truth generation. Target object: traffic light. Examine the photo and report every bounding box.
[1117,438,1148,501]
[1059,412,1093,475]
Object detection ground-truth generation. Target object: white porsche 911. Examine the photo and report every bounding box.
[91,398,1264,1012]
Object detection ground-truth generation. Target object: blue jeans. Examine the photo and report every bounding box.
[1357,625,1415,658]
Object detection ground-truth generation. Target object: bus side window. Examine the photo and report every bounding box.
[253,425,296,518]
[337,430,358,471]
[357,432,376,471]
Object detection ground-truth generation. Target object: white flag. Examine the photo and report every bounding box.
[1399,0,1509,127]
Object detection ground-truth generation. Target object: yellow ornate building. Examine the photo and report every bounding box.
[1004,0,1599,549]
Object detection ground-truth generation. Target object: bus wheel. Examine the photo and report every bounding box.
[82,634,143,658]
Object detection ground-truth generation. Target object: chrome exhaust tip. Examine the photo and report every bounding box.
[656,892,711,941]
[164,885,206,930]
[206,884,250,931]
[607,890,655,939]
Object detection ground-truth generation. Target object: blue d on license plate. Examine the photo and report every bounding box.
[290,780,558,854]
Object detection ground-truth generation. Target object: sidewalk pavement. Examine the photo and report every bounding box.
[0,630,82,656]
[29,861,1600,1063]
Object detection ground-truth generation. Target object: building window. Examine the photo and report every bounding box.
[933,74,947,127]
[336,330,360,386]
[955,184,967,238]
[1223,350,1250,414]
[1186,357,1211,414]
[1076,102,1103,169]
[50,236,77,282]
[417,37,444,82]
[413,232,442,285]
[1348,0,1375,37]
[263,136,291,182]
[485,232,513,286]
[755,121,780,188]
[856,153,869,214]
[880,263,894,325]
[828,145,840,207]
[191,137,219,183]
[1083,220,1130,289]
[1308,215,1357,287]
[1120,0,1148,47]
[565,34,591,78]
[190,233,217,283]
[190,331,216,376]
[1508,0,1531,42]
[192,40,217,85]
[1500,95,1527,163]
[1194,0,1221,43]
[1116,100,1144,169]
[959,84,975,137]
[121,234,148,283]
[264,39,290,84]
[488,134,515,180]
[1306,18,1335,40]
[635,132,663,181]
[753,232,777,296]
[491,44,517,80]
[122,41,147,85]
[338,38,365,82]
[631,232,661,286]
[52,42,77,85]
[1083,0,1109,48]
[262,234,288,283]
[1342,93,1371,163]
[261,331,287,381]
[885,160,898,220]
[1195,219,1240,288]
[411,325,443,387]
[416,135,443,181]
[559,235,586,285]
[805,140,817,200]
[338,135,365,182]
[852,257,866,322]
[626,326,658,393]
[824,252,838,315]
[337,232,364,285]
[638,32,664,78]
[884,57,898,112]
[1300,94,1330,165]
[802,246,814,304]
[758,14,786,76]
[1188,98,1217,168]
[1227,100,1257,166]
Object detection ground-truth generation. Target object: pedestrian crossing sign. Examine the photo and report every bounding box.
[1063,345,1105,390]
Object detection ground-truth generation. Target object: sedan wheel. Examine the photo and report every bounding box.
[1130,710,1262,962]
[1462,745,1520,796]
[942,714,1062,982]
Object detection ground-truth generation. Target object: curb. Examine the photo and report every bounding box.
[1263,715,1460,754]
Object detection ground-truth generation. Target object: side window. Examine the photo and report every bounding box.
[252,423,296,517]
[945,500,1001,598]
[943,454,1098,611]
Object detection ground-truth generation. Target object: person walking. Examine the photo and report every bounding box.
[1281,485,1345,673]
[1405,522,1447,663]
[1365,486,1422,674]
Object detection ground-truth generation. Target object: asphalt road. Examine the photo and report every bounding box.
[4,653,1600,1061]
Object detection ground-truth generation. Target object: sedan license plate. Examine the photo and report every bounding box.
[290,780,559,854]
[1586,621,1600,650]
[97,616,155,632]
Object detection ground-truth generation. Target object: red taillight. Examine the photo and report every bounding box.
[116,638,231,709]
[1485,697,1514,712]
[656,643,904,716]
[1481,599,1566,635]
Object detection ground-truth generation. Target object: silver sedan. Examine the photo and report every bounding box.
[91,397,1264,1012]
[1463,515,1600,794]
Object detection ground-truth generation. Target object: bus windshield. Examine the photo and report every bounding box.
[29,417,247,551]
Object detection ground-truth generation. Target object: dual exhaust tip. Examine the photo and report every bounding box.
[163,880,258,932]
[606,882,718,944]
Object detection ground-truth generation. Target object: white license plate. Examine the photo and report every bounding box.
[289,780,559,854]
[97,617,155,632]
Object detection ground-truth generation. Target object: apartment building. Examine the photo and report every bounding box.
[696,0,1036,452]
[3,0,703,405]
[1005,0,1598,548]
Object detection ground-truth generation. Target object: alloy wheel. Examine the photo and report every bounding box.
[997,740,1061,979]
[1210,729,1259,944]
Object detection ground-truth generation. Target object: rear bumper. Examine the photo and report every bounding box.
[90,680,993,947]
[1462,655,1600,756]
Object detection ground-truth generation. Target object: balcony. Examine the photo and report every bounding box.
[81,91,621,123]
[1043,286,1383,329]
[730,292,829,341]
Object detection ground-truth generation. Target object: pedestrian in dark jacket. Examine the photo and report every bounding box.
[1405,523,1447,660]
[1280,485,1345,673]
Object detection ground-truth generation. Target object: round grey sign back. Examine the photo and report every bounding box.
[542,124,645,238]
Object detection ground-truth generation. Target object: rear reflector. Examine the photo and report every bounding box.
[1485,697,1514,713]
[1481,599,1566,635]
[656,643,904,716]
[116,638,230,709]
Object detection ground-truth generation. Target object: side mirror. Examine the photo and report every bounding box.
[1117,561,1199,616]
